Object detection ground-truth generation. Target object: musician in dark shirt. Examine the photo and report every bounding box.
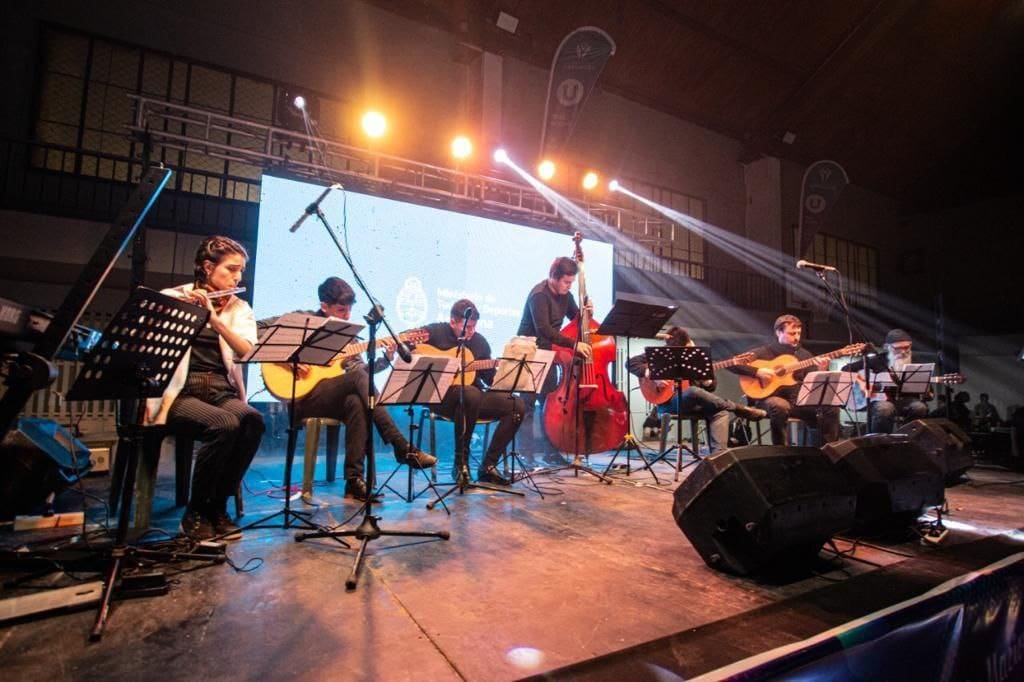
[729,314,839,446]
[264,277,436,502]
[627,327,765,453]
[422,299,524,485]
[841,328,928,433]
[516,257,592,462]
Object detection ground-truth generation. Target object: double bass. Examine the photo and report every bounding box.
[542,233,628,455]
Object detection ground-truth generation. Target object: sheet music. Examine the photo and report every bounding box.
[491,349,556,392]
[797,371,853,407]
[241,313,363,364]
[380,354,458,405]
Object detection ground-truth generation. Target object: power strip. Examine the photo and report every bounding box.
[13,512,86,531]
[923,528,949,545]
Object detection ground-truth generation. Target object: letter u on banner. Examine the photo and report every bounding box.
[539,27,616,158]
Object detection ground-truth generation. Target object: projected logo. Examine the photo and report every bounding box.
[396,277,428,328]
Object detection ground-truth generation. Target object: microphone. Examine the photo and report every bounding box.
[395,342,413,364]
[463,306,476,321]
[796,259,838,272]
[289,183,342,232]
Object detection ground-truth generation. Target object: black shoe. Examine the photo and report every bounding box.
[344,477,382,503]
[400,447,438,470]
[733,404,768,420]
[477,465,511,486]
[180,509,215,541]
[210,510,242,541]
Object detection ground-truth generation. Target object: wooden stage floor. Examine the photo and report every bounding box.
[2,443,1023,680]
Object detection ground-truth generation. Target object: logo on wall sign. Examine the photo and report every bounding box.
[556,79,585,107]
[396,277,428,328]
[805,194,827,214]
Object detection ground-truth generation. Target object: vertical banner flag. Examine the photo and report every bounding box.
[797,160,849,259]
[539,27,616,158]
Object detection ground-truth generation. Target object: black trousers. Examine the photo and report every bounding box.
[166,373,265,512]
[293,369,408,480]
[760,395,840,446]
[435,386,524,470]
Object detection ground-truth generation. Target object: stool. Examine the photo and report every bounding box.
[658,413,709,457]
[420,409,494,478]
[129,430,244,530]
[299,417,342,502]
[787,418,812,446]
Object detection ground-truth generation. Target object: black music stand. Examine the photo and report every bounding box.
[65,287,222,640]
[596,299,677,479]
[487,348,557,497]
[644,345,714,481]
[239,314,361,533]
[797,371,854,413]
[375,354,457,506]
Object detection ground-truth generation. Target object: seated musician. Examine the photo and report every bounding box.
[268,276,436,502]
[842,328,927,433]
[147,236,265,541]
[627,327,765,453]
[515,256,591,464]
[728,314,839,446]
[421,299,524,486]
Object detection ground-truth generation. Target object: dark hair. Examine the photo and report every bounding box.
[773,314,802,332]
[665,326,691,347]
[450,299,479,321]
[549,257,578,280]
[194,235,248,285]
[317,277,356,305]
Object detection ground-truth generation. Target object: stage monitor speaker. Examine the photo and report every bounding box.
[822,433,944,531]
[672,446,857,576]
[0,417,92,520]
[896,418,974,482]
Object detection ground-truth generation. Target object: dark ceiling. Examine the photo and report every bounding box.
[372,0,1024,210]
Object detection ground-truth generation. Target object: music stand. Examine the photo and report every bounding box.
[644,345,714,481]
[487,347,557,496]
[65,287,222,640]
[239,313,361,534]
[797,371,854,409]
[374,354,458,506]
[595,299,677,479]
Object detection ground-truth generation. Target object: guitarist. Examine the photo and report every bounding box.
[728,315,840,446]
[626,327,766,453]
[842,328,928,433]
[262,276,436,502]
[421,299,524,486]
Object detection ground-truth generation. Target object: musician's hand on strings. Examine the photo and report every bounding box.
[576,341,593,359]
[815,359,829,371]
[295,363,311,379]
[756,367,775,386]
[382,343,396,362]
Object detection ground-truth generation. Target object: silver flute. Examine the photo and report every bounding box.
[206,286,246,299]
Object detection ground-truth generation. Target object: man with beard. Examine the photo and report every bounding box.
[844,328,928,433]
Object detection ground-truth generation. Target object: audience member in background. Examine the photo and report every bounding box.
[972,393,1002,429]
[949,391,972,430]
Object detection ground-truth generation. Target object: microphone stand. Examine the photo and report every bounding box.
[809,266,873,435]
[292,202,449,591]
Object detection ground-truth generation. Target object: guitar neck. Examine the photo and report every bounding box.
[342,332,410,357]
[464,358,499,372]
[787,347,856,373]
[712,355,748,371]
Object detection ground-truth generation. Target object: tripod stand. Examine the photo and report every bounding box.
[595,299,677,480]
[65,287,225,640]
[240,314,359,534]
[644,345,714,482]
[289,190,447,591]
[426,320,524,510]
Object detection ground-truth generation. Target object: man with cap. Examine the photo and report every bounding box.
[843,328,928,433]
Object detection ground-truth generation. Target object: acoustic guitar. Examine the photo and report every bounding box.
[639,351,757,405]
[738,343,866,400]
[261,328,429,400]
[849,371,966,410]
[411,343,500,387]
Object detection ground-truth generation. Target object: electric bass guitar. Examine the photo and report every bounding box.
[261,328,429,400]
[739,343,866,400]
[639,351,757,405]
[411,343,500,387]
[849,371,966,410]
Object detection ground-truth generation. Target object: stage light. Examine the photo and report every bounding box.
[582,171,599,191]
[361,111,387,138]
[538,159,556,180]
[292,95,306,111]
[451,136,473,160]
[493,148,509,164]
[608,179,620,192]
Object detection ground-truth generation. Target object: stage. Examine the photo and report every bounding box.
[2,442,1023,680]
